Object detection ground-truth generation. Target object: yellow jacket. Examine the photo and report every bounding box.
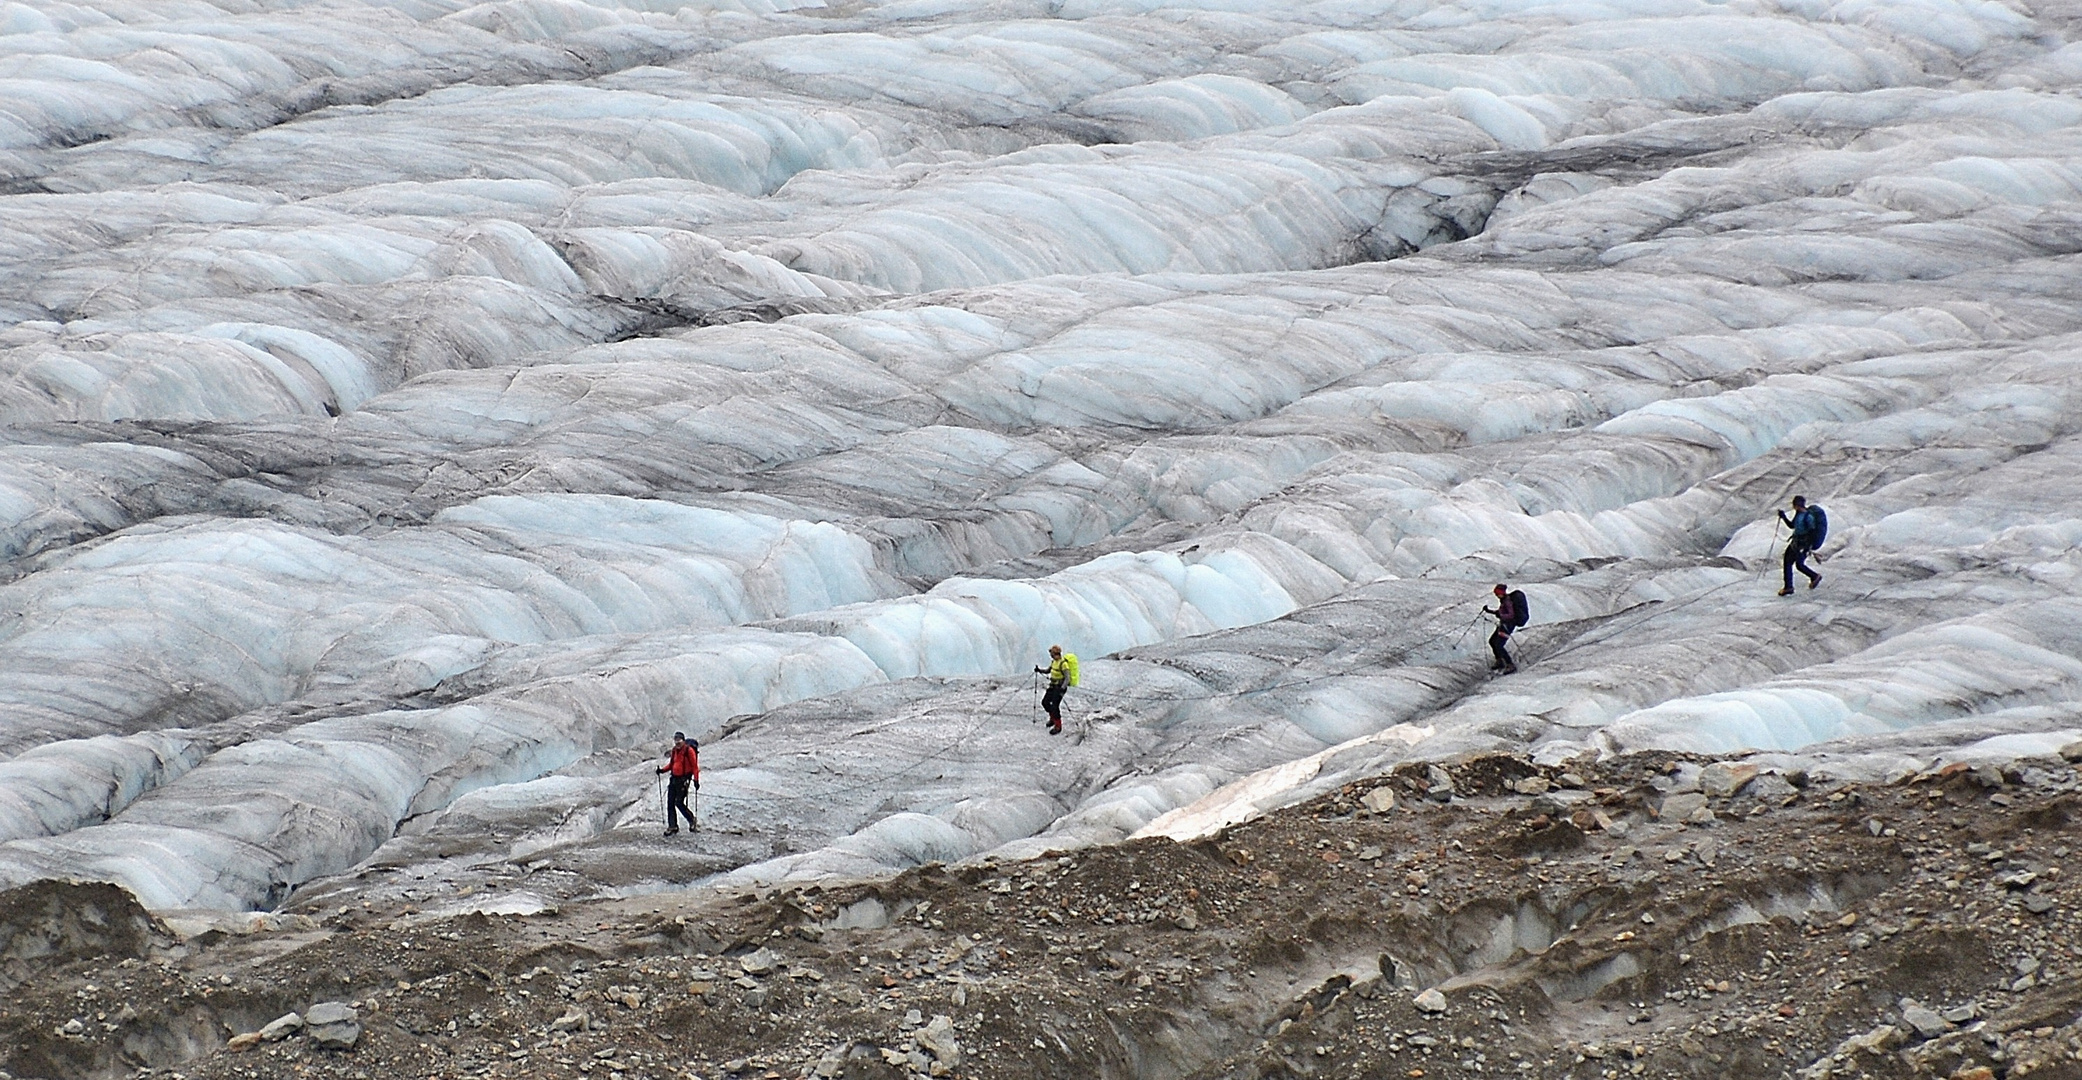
[1043,653,1079,687]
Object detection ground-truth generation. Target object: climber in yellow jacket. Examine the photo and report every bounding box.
[1034,644,1079,735]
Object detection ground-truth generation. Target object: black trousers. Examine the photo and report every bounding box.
[1783,541,1819,591]
[666,775,696,831]
[1489,626,1514,668]
[1041,683,1067,731]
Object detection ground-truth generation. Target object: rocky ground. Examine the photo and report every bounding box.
[3,749,2081,1080]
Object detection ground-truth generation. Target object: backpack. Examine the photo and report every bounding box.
[1805,506,1827,548]
[1507,590,1530,629]
[1062,652,1080,687]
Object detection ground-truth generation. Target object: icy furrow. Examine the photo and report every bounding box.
[640,413,2082,885]
[7,333,2019,762]
[0,496,903,752]
[1601,602,2082,755]
[0,531,1345,908]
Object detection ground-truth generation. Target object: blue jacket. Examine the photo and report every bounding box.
[1786,506,1824,548]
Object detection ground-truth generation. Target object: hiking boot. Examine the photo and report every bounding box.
[1777,587,1794,596]
[662,828,680,836]
[1808,573,1822,590]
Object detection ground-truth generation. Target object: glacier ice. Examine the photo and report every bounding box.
[2,0,2082,912]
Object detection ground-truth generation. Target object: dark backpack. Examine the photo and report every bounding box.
[1805,506,1828,547]
[1507,589,1530,628]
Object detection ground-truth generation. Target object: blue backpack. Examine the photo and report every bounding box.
[1801,506,1828,548]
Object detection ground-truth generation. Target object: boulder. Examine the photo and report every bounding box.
[739,946,780,976]
[918,1015,961,1066]
[258,1012,303,1042]
[1653,792,1708,822]
[305,1001,355,1026]
[304,1001,360,1050]
[1652,764,1702,795]
[1899,1001,1949,1038]
[1699,762,1759,799]
[1746,772,1799,801]
[1840,1023,1902,1055]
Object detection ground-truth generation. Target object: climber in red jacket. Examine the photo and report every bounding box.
[657,732,700,835]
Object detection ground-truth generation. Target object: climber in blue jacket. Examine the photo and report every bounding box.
[1777,495,1827,596]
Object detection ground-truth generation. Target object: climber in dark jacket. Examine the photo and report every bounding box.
[1777,495,1826,596]
[1484,584,1523,674]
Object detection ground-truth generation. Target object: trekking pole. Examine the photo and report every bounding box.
[1755,516,1782,584]
[1031,670,1040,723]
[1450,609,1483,651]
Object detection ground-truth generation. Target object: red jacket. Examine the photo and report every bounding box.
[665,744,699,780]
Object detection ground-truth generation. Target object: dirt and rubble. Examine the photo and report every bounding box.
[2,749,2080,1080]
